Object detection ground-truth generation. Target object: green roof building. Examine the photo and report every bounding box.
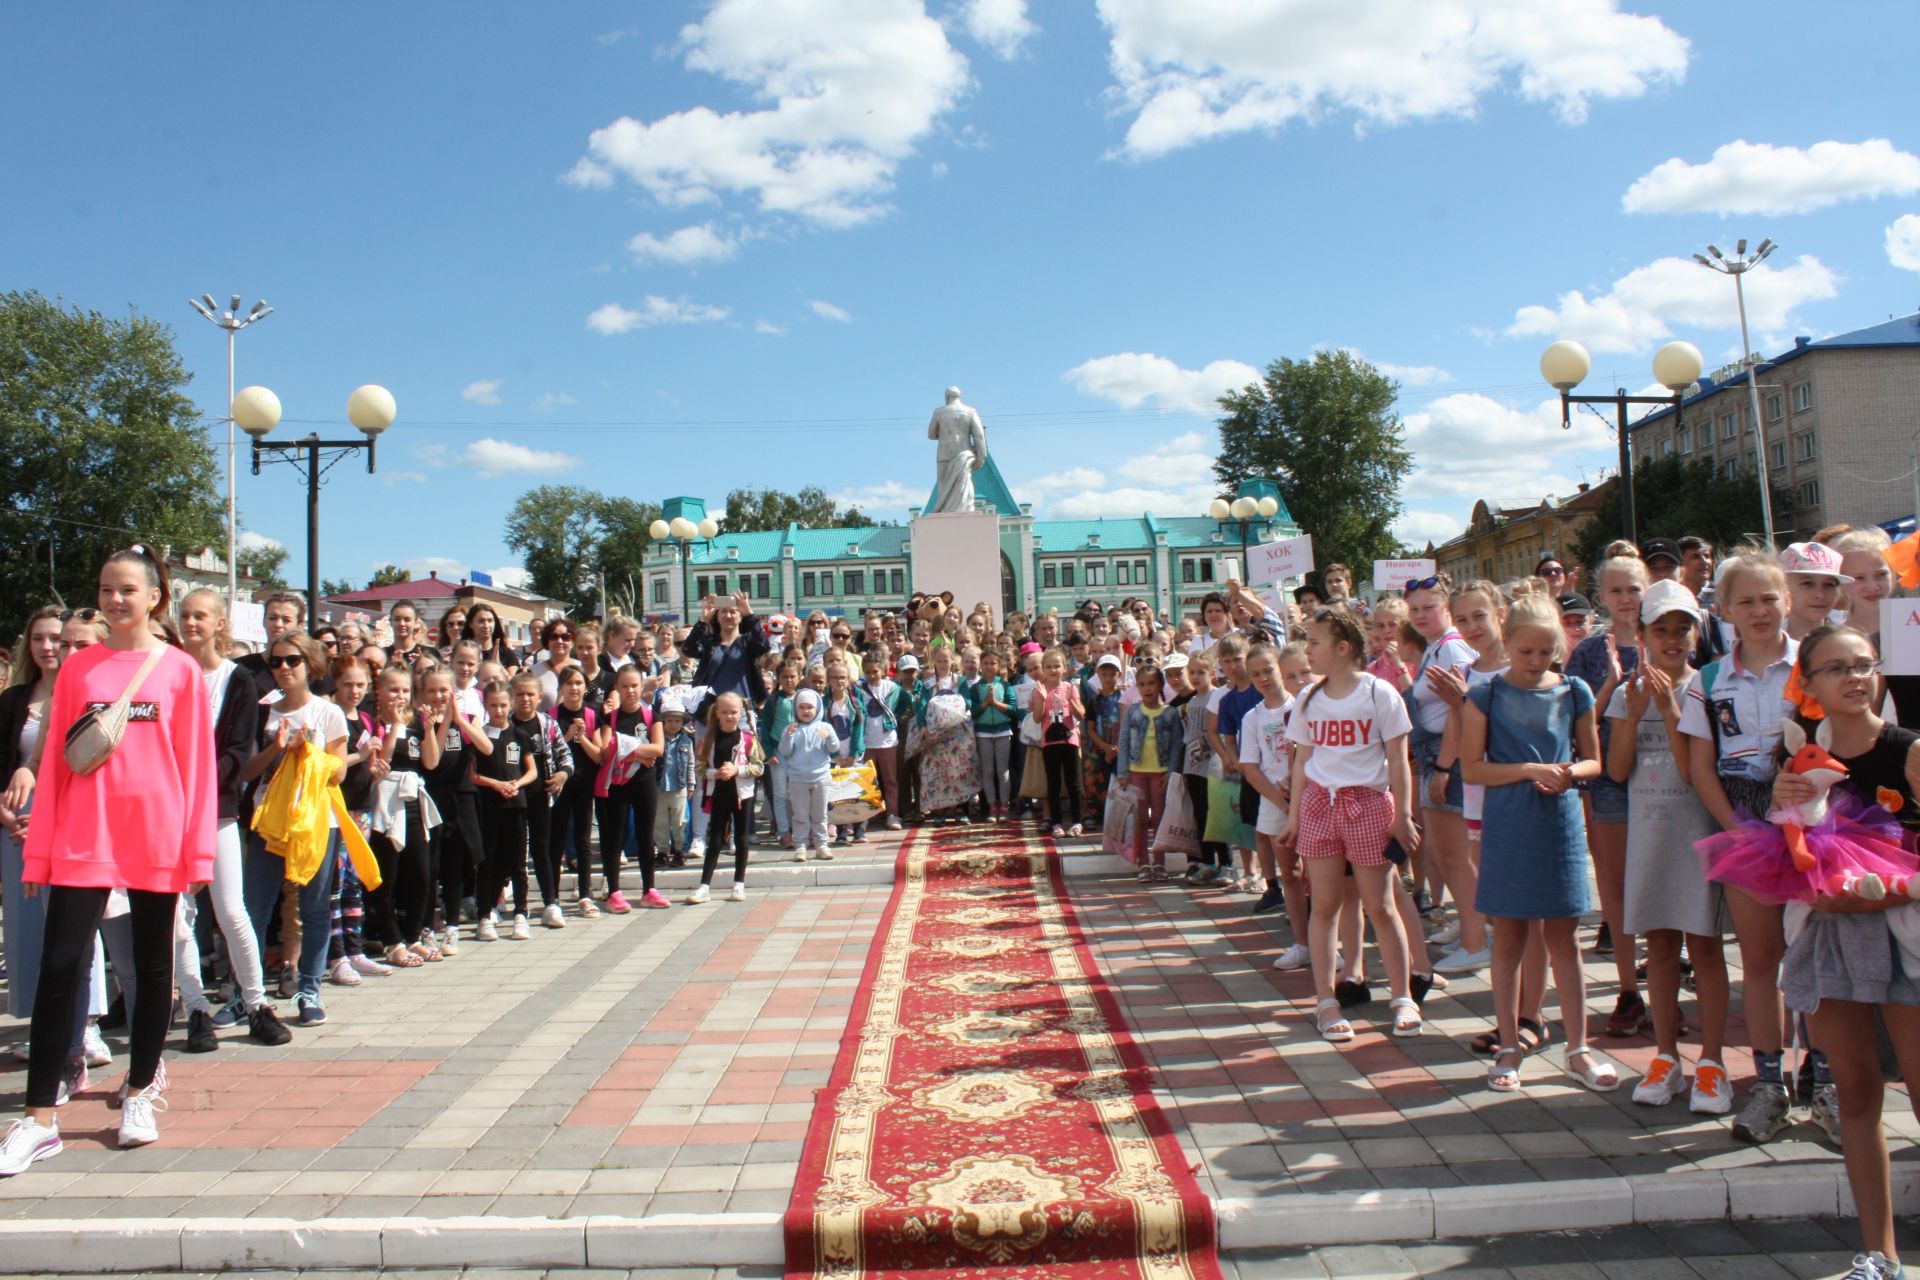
[641,454,1300,621]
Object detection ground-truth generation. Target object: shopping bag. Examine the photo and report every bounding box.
[1102,781,1141,859]
[827,760,884,826]
[1151,773,1202,857]
[1020,747,1048,800]
[1203,777,1241,845]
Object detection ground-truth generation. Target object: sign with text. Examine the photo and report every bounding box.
[1882,598,1920,675]
[1246,534,1314,585]
[232,601,266,645]
[1214,556,1242,585]
[1373,558,1437,593]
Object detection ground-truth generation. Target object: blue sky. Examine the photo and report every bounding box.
[5,1,1918,589]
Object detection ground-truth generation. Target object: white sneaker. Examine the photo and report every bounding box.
[0,1117,62,1175]
[475,917,499,942]
[542,904,567,930]
[578,897,601,919]
[439,928,460,956]
[793,847,809,862]
[117,1076,167,1148]
[1272,943,1312,971]
[815,846,835,861]
[81,1023,112,1067]
[687,839,708,861]
[1632,1052,1687,1107]
[509,914,531,941]
[729,882,748,902]
[1690,1060,1733,1115]
[1426,920,1462,948]
[1432,945,1491,974]
[7,1042,29,1064]
[686,884,712,905]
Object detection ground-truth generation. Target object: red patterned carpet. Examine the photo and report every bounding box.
[784,825,1223,1279]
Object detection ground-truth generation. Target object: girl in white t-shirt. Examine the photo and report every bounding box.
[1279,610,1422,1042]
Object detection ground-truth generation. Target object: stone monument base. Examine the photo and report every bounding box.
[909,512,1002,617]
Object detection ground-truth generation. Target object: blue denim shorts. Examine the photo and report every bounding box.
[1421,763,1464,815]
[1588,776,1629,825]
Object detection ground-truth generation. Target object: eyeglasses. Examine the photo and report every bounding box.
[1405,576,1442,594]
[547,630,572,642]
[1810,660,1880,681]
[267,653,306,670]
[1539,565,1566,576]
[318,636,339,649]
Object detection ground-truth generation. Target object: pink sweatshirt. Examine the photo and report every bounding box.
[23,643,216,893]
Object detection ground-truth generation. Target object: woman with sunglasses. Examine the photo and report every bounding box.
[528,619,577,711]
[438,605,468,660]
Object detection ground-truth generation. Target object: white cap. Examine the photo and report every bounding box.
[1640,578,1701,627]
[896,655,921,672]
[1096,654,1123,670]
[1780,541,1854,583]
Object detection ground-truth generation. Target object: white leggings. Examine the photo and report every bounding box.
[174,819,267,1014]
[788,778,830,851]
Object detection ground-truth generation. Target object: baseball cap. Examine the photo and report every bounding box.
[1161,653,1188,671]
[1557,593,1593,617]
[1780,541,1854,583]
[895,654,921,672]
[1640,579,1701,626]
[1639,537,1682,567]
[1096,654,1123,671]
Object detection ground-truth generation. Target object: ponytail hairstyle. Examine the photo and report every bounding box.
[1308,607,1367,670]
[1715,550,1789,603]
[105,542,172,619]
[1501,594,1565,659]
[179,587,232,650]
[1601,539,1639,559]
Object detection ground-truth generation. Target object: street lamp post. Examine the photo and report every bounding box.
[1694,239,1779,546]
[1540,339,1704,546]
[240,384,397,621]
[646,516,720,622]
[1207,494,1281,587]
[188,294,273,602]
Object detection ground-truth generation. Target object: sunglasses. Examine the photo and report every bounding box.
[59,608,100,622]
[1539,565,1566,576]
[548,631,573,641]
[1405,576,1442,594]
[267,653,306,670]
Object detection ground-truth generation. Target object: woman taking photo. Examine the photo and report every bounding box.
[0,546,217,1172]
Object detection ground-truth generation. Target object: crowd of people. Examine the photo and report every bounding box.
[3,528,1919,1280]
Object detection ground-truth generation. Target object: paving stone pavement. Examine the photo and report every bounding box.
[0,819,1910,1248]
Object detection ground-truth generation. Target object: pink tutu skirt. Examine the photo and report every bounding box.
[1696,794,1919,905]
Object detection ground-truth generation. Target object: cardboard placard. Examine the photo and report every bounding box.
[1882,598,1920,676]
[1245,534,1313,586]
[1214,556,1242,585]
[1373,558,1437,592]
[232,601,266,645]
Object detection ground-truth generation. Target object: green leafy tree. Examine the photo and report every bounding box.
[720,485,878,533]
[1213,349,1412,575]
[0,291,224,629]
[320,576,356,598]
[368,564,411,589]
[239,536,290,590]
[1569,457,1795,575]
[595,495,663,599]
[505,484,603,604]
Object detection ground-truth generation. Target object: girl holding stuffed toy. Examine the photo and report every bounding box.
[1771,624,1920,1280]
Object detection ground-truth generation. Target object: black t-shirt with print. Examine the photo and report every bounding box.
[475,719,536,809]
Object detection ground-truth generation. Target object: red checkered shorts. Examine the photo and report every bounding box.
[1296,781,1394,867]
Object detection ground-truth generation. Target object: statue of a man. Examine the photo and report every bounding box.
[927,386,987,514]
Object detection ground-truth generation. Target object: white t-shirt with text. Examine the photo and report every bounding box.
[1285,673,1412,794]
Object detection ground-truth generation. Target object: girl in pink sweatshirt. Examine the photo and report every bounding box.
[0,546,216,1174]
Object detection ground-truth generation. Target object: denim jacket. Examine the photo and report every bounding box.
[1115,702,1185,779]
[657,728,696,793]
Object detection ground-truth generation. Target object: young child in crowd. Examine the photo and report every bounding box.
[822,661,866,844]
[1081,654,1124,821]
[1209,634,1264,897]
[783,689,841,860]
[1115,660,1182,878]
[969,648,1015,820]
[471,680,536,943]
[687,692,761,904]
[1031,648,1086,837]
[759,665,801,848]
[655,694,696,867]
[509,671,574,931]
[856,655,903,832]
[551,667,602,917]
[1178,652,1230,883]
[1238,646,1315,969]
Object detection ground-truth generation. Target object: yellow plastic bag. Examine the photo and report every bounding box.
[251,740,382,889]
[827,760,884,826]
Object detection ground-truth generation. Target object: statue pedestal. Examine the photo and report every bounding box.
[909,512,1001,615]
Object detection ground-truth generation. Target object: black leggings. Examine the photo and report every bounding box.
[1185,772,1230,867]
[1043,743,1083,828]
[525,788,558,908]
[595,774,657,895]
[432,791,482,924]
[29,887,174,1107]
[551,773,597,897]
[702,785,750,886]
[476,806,529,917]
[368,798,429,947]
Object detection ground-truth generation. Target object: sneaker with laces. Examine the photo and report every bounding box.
[1839,1253,1903,1280]
[686,883,712,905]
[1432,944,1491,975]
[1690,1059,1732,1115]
[1251,886,1287,915]
[54,1057,87,1106]
[1606,991,1650,1038]
[605,891,633,914]
[815,846,835,861]
[542,904,567,929]
[439,927,460,956]
[1731,1081,1793,1144]
[640,888,673,909]
[729,882,748,902]
[211,1000,245,1029]
[350,953,391,977]
[578,896,601,919]
[793,846,810,862]
[328,958,362,987]
[185,1008,219,1054]
[1631,1052,1686,1106]
[0,1117,62,1175]
[295,991,327,1026]
[475,916,499,942]
[81,1023,112,1067]
[508,914,530,940]
[1426,920,1462,947]
[1810,1082,1842,1148]
[249,1004,292,1046]
[1271,943,1312,971]
[117,1075,167,1148]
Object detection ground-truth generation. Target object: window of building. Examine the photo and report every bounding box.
[1721,412,1738,440]
[1769,441,1786,470]
[843,570,864,596]
[1766,393,1783,422]
[1793,383,1812,413]
[1797,432,1817,461]
[1660,438,1674,458]
[1799,480,1820,507]
[889,568,904,594]
[1679,427,1693,455]
[1743,450,1756,476]
[1721,457,1738,480]
[1135,559,1148,584]
[1116,561,1131,586]
[755,573,771,599]
[801,571,816,596]
[1044,563,1058,588]
[651,578,667,604]
[1087,563,1105,586]
[695,575,710,598]
[1061,564,1075,589]
[1181,559,1195,584]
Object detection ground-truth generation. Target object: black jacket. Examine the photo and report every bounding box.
[684,614,771,706]
[211,663,261,822]
[0,683,44,783]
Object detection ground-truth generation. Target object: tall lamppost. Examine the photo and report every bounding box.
[1207,494,1281,581]
[188,294,273,602]
[646,515,720,621]
[1540,340,1704,545]
[240,385,397,620]
[1694,239,1779,547]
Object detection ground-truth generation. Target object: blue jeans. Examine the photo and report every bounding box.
[766,760,791,837]
[241,831,338,999]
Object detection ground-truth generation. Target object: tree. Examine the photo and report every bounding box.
[0,291,224,630]
[504,485,602,605]
[368,564,411,589]
[320,577,356,598]
[1214,349,1412,575]
[720,485,878,533]
[595,495,663,599]
[240,536,290,590]
[1569,457,1795,575]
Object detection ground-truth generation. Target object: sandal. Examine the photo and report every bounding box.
[1051,825,1066,838]
[1517,1017,1553,1054]
[1388,996,1421,1038]
[1487,1047,1523,1092]
[1315,998,1354,1043]
[385,945,423,969]
[1567,1047,1620,1092]
[1470,1030,1498,1056]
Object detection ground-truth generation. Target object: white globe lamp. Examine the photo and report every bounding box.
[697,518,719,539]
[1539,340,1591,392]
[232,385,281,438]
[649,519,670,541]
[346,384,397,436]
[1207,498,1230,520]
[1230,496,1257,520]
[669,517,697,540]
[1256,496,1279,518]
[1652,340,1704,392]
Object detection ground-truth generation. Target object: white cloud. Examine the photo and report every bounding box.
[1623,139,1920,216]
[1337,348,1453,386]
[958,0,1036,58]
[381,470,428,487]
[1393,511,1465,545]
[565,0,971,228]
[412,443,450,467]
[1115,431,1216,488]
[462,438,583,479]
[530,391,578,413]
[460,378,503,405]
[237,530,282,553]
[1016,461,1220,521]
[1400,392,1602,502]
[1064,351,1260,414]
[1096,0,1688,159]
[1505,254,1839,355]
[627,222,742,265]
[484,566,532,590]
[754,319,788,335]
[400,556,468,581]
[1889,215,1920,273]
[587,296,731,333]
[809,299,854,323]
[829,479,924,514]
